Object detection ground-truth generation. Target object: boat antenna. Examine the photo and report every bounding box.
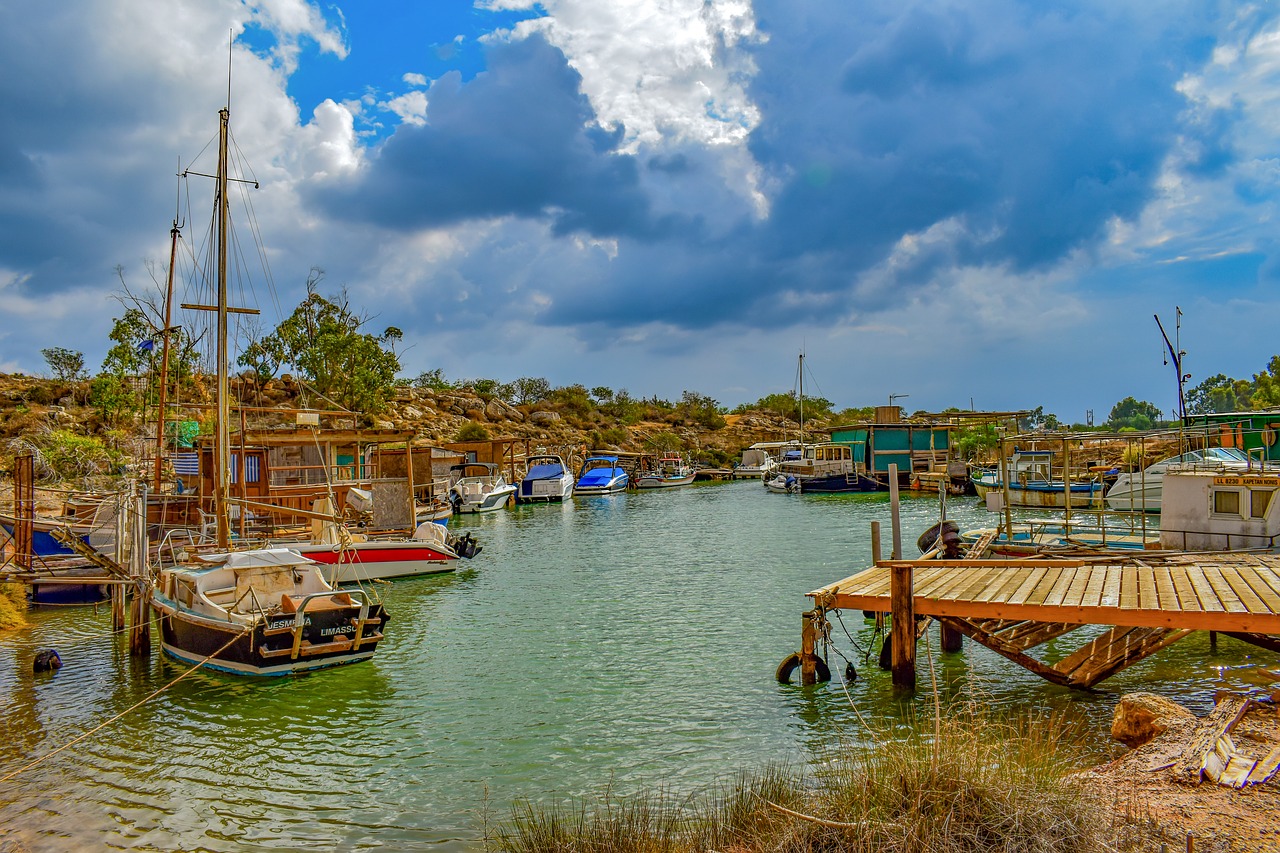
[1154,308,1188,449]
[226,31,233,112]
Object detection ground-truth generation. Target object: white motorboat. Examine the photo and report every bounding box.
[447,463,517,513]
[516,454,575,503]
[1106,446,1259,513]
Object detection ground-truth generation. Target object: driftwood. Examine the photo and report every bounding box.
[1171,696,1256,786]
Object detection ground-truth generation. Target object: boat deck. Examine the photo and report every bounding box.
[804,552,1280,688]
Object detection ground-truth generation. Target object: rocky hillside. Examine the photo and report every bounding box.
[0,373,799,475]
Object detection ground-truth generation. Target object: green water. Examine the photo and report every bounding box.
[1,482,1271,851]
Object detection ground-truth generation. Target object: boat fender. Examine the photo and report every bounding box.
[844,662,857,683]
[33,648,62,672]
[774,651,831,684]
[878,635,892,671]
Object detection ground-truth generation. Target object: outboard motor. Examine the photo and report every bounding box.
[450,532,481,559]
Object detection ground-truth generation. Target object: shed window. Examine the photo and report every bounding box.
[1212,490,1240,515]
[1250,489,1274,519]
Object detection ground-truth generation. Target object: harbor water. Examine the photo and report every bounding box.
[1,481,1270,851]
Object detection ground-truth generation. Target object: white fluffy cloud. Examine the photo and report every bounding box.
[485,0,763,151]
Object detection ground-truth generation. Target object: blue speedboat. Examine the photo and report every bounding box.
[573,455,629,495]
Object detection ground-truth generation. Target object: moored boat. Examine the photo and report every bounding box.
[292,520,478,583]
[635,455,696,489]
[1105,446,1259,513]
[152,548,388,675]
[971,449,1102,509]
[517,454,575,503]
[447,463,517,513]
[764,443,878,493]
[573,455,629,495]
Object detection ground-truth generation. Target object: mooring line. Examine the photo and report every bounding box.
[0,628,249,784]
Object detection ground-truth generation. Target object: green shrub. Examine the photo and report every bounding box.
[8,427,127,484]
[456,421,490,442]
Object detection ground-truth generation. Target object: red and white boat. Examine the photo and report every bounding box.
[292,521,480,584]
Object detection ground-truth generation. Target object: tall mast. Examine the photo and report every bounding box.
[798,352,804,449]
[153,214,181,490]
[215,107,231,549]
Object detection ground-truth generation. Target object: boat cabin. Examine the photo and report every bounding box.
[1160,469,1280,551]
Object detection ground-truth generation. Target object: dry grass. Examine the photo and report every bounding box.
[0,579,27,630]
[488,706,1160,853]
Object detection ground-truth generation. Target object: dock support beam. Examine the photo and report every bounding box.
[890,563,916,689]
[800,610,818,686]
[940,623,963,653]
[128,482,150,657]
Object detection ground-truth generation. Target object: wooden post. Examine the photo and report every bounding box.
[1000,434,1013,538]
[14,454,33,572]
[888,463,902,559]
[800,609,818,686]
[129,481,150,656]
[890,563,915,689]
[111,495,126,631]
[940,622,963,652]
[870,520,885,626]
[1062,436,1071,529]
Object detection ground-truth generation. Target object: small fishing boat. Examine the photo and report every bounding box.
[1159,466,1280,551]
[970,449,1102,508]
[152,548,388,675]
[764,443,879,493]
[573,455,629,495]
[517,454,575,503]
[635,455,696,489]
[1105,446,1258,513]
[447,463,517,513]
[151,95,391,676]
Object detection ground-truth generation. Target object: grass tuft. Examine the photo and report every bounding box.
[489,705,1155,853]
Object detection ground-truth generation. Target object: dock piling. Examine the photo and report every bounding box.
[890,562,916,688]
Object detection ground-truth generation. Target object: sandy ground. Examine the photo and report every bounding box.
[1087,702,1280,852]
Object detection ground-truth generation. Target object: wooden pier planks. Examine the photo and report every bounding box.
[814,556,1280,635]
[809,554,1280,689]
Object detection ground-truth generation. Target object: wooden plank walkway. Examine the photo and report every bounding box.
[812,554,1280,635]
[806,553,1280,688]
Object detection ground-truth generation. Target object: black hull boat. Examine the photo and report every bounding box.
[152,548,388,676]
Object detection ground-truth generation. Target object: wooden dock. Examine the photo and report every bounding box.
[799,552,1280,689]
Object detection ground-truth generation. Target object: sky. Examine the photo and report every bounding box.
[2,0,1279,423]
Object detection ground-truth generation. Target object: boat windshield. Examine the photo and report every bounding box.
[1204,447,1251,463]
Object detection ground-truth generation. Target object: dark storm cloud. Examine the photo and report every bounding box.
[743,0,1234,305]
[322,2,1245,335]
[313,34,677,240]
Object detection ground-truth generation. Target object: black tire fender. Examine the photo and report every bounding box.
[775,651,831,684]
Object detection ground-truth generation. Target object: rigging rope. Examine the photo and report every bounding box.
[0,627,250,784]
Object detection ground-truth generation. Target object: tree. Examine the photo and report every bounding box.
[414,369,452,391]
[1187,373,1249,414]
[41,347,85,382]
[1018,405,1060,431]
[510,377,551,405]
[243,270,401,413]
[1107,397,1165,431]
[678,390,726,430]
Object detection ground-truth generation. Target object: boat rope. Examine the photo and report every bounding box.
[831,609,875,662]
[0,627,250,784]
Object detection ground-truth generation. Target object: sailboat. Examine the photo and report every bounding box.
[150,100,389,675]
[764,353,877,494]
